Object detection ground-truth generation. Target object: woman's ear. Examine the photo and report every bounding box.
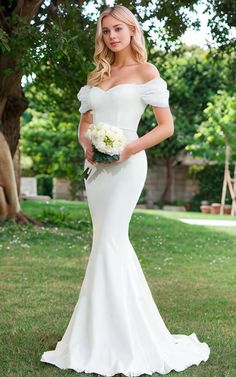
[130,27,135,36]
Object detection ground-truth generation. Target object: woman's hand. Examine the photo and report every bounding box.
[99,144,132,166]
[84,143,96,165]
[114,144,133,164]
[99,144,133,166]
[86,144,132,167]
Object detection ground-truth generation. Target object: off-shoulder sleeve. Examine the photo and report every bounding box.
[77,85,92,114]
[141,77,169,108]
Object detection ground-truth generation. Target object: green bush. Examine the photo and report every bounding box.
[36,174,53,197]
[138,187,147,204]
[189,164,234,211]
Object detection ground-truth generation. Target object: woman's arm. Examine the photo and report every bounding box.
[78,110,96,165]
[126,106,174,155]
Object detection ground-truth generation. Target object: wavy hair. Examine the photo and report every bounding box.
[87,5,148,86]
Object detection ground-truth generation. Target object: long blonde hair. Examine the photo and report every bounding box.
[87,5,148,86]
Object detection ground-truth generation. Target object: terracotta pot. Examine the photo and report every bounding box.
[210,203,221,214]
[200,205,211,214]
[224,205,232,215]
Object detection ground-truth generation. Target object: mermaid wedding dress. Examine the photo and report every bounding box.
[40,76,210,375]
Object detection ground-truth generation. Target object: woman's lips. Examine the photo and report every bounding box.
[110,41,120,46]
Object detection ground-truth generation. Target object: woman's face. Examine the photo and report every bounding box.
[101,15,134,52]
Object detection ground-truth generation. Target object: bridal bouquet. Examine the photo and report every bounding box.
[80,122,127,180]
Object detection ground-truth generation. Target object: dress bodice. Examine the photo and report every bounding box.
[77,76,169,138]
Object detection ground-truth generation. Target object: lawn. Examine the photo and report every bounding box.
[136,208,236,236]
[0,200,235,377]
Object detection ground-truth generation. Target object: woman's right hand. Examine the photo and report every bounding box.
[84,143,96,165]
[84,146,110,166]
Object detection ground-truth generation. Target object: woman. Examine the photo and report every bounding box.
[41,5,210,375]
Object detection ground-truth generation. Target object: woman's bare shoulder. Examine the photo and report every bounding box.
[136,62,160,82]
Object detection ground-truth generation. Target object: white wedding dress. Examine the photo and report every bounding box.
[40,76,210,376]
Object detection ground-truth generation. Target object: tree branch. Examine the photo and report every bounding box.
[14,0,45,19]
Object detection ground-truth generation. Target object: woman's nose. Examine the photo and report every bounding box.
[109,30,116,39]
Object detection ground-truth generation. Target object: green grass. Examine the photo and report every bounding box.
[136,208,236,236]
[0,200,236,377]
[136,207,236,221]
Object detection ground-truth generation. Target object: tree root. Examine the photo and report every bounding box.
[15,211,44,226]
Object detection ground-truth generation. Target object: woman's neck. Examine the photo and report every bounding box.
[112,45,136,68]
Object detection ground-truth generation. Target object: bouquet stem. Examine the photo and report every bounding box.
[80,167,93,180]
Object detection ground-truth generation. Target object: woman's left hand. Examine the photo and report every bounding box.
[113,144,132,164]
[98,144,132,166]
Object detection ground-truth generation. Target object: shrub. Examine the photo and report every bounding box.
[189,164,234,211]
[138,187,147,204]
[37,174,53,197]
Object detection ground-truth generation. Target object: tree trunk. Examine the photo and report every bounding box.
[0,132,21,220]
[0,0,44,222]
[160,156,175,202]
[0,80,28,220]
[14,145,21,196]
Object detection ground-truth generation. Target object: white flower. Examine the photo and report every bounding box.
[86,122,126,155]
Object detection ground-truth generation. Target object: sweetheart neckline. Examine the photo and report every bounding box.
[92,76,161,93]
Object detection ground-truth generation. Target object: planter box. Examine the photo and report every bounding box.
[21,177,37,196]
[135,204,160,210]
[21,195,51,201]
[163,205,186,212]
[135,204,146,209]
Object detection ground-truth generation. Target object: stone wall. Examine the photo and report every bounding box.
[52,178,73,200]
[173,165,199,201]
[51,164,199,203]
[144,163,199,203]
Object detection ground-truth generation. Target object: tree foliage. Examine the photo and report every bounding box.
[0,0,235,219]
[21,44,234,200]
[21,106,84,179]
[141,45,230,162]
[187,90,236,161]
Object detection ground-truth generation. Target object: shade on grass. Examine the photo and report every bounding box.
[0,200,235,377]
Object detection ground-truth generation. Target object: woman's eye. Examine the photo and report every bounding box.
[102,27,122,34]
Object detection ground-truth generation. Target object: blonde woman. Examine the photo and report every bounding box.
[41,5,210,375]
